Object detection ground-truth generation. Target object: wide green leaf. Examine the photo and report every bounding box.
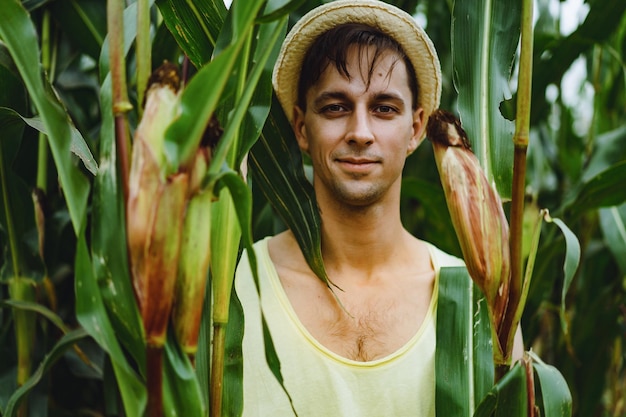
[598,203,626,274]
[451,0,520,198]
[0,108,97,175]
[473,362,527,417]
[156,0,227,68]
[223,289,244,417]
[0,0,91,235]
[89,72,145,366]
[249,96,332,287]
[163,333,206,417]
[217,169,297,414]
[90,0,158,367]
[210,181,242,311]
[163,0,266,172]
[234,7,287,166]
[75,234,146,417]
[582,124,626,182]
[567,160,626,217]
[529,351,572,417]
[207,11,287,182]
[435,267,493,416]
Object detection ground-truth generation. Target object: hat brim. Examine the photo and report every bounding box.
[272,0,441,133]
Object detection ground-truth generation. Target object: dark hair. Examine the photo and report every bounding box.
[297,23,419,111]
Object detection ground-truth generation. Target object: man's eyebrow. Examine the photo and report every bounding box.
[371,92,405,103]
[311,91,407,110]
[312,91,350,108]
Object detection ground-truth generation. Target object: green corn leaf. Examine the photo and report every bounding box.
[473,362,527,417]
[223,288,245,417]
[435,267,493,416]
[582,125,626,182]
[3,328,90,417]
[217,170,297,414]
[163,333,206,417]
[207,13,287,183]
[163,0,266,172]
[234,10,287,168]
[529,351,572,417]
[567,160,626,218]
[544,214,581,336]
[91,0,153,366]
[75,233,146,417]
[90,77,144,367]
[156,0,227,68]
[0,0,91,235]
[211,178,243,324]
[1,299,69,334]
[256,0,306,23]
[599,203,626,275]
[0,108,97,175]
[451,0,520,199]
[249,96,331,287]
[472,285,495,403]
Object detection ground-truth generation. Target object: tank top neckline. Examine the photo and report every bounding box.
[258,237,442,368]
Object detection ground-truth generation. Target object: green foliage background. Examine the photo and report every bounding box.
[0,0,624,416]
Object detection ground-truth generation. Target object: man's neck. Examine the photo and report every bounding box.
[317,198,413,281]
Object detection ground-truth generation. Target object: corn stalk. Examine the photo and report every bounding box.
[496,0,534,382]
[1,137,36,417]
[108,0,132,204]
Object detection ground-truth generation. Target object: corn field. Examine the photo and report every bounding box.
[0,0,624,416]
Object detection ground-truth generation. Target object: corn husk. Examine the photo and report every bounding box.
[126,63,188,347]
[172,146,213,355]
[427,109,511,351]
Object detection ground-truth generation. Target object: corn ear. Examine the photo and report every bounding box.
[172,147,213,355]
[426,109,511,351]
[126,63,188,347]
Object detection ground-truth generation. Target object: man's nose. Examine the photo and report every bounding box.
[345,108,374,146]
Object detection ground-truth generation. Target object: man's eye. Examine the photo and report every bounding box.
[324,104,345,112]
[376,105,396,114]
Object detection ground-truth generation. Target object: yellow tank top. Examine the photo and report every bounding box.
[234,237,463,417]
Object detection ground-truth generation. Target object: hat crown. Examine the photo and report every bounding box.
[272,0,442,137]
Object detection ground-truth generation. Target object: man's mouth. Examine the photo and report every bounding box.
[336,157,380,172]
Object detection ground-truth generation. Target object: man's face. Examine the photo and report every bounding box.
[293,45,425,208]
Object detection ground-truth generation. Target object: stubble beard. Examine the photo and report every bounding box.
[319,175,388,209]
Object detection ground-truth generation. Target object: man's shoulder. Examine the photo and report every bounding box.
[239,232,303,271]
[424,242,465,269]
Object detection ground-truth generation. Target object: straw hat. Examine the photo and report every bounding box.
[272,0,442,131]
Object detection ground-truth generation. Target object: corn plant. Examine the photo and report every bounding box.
[0,0,288,415]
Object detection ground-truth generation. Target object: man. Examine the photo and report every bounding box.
[235,1,522,416]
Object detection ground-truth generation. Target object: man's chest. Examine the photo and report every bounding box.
[281,273,435,362]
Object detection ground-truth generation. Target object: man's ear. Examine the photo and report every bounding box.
[293,106,309,153]
[407,107,426,155]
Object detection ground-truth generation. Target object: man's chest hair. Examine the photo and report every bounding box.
[301,284,430,362]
